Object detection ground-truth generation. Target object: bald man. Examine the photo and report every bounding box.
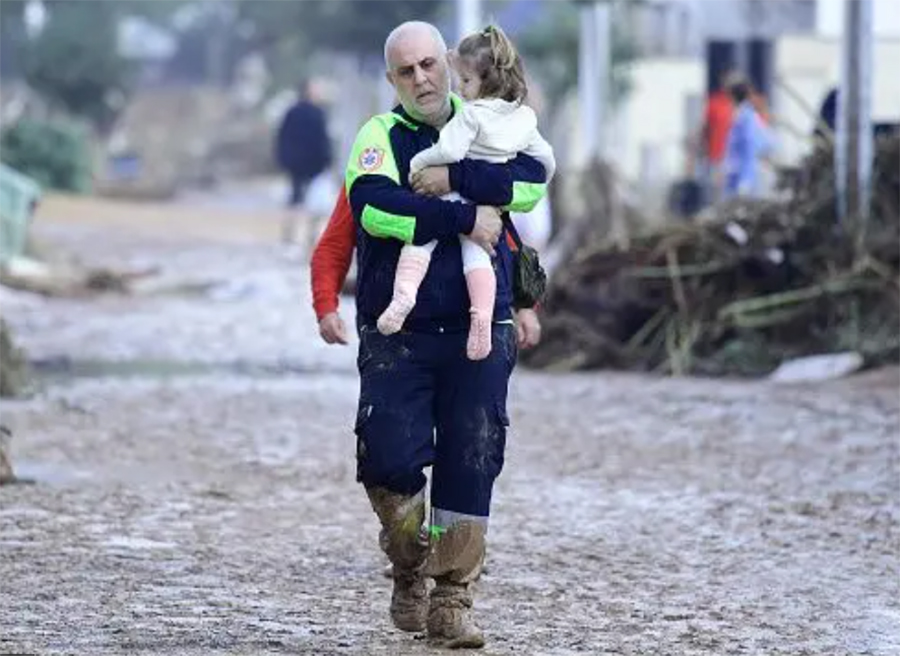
[345,22,550,648]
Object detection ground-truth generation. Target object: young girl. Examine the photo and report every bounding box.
[376,24,556,360]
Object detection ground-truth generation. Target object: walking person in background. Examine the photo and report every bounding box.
[275,78,332,252]
[694,69,736,204]
[815,86,839,143]
[693,70,772,203]
[723,77,773,198]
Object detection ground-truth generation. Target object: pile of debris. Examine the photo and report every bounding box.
[0,424,14,485]
[0,259,156,298]
[0,316,29,398]
[522,134,900,376]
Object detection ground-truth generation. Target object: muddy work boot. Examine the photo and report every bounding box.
[366,487,430,633]
[383,561,489,579]
[427,579,485,648]
[425,519,487,649]
[390,557,429,632]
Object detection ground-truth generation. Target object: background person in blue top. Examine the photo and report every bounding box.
[345,20,550,650]
[723,77,773,199]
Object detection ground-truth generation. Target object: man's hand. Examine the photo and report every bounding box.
[318,312,349,345]
[515,308,542,349]
[469,206,502,256]
[410,166,451,197]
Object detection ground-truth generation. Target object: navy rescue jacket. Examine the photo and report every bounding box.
[345,95,549,334]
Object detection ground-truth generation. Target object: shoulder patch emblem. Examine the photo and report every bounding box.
[358,146,385,172]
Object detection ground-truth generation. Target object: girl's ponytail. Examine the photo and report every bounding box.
[458,24,528,103]
[485,25,517,71]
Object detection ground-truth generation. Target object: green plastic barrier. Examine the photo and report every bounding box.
[0,163,41,265]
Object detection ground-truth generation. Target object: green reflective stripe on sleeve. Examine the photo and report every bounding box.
[505,181,547,213]
[361,204,416,243]
[345,114,402,192]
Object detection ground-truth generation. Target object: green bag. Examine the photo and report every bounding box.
[502,213,547,309]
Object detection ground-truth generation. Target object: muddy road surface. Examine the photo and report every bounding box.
[2,204,898,655]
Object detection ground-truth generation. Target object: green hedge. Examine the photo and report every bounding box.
[0,119,91,193]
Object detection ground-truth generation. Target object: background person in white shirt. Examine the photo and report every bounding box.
[376,24,556,361]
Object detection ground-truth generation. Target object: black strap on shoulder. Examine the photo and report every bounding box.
[501,211,523,252]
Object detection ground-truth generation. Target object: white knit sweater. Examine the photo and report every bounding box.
[409,98,556,182]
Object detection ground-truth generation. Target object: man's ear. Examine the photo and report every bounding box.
[385,70,395,87]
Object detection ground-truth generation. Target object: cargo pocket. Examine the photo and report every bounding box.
[354,403,374,483]
[494,401,510,429]
[502,323,518,373]
[486,401,510,480]
[356,326,374,372]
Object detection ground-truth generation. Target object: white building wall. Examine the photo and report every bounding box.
[610,35,900,189]
[631,0,817,57]
[816,0,900,38]
[772,35,900,165]
[609,58,705,186]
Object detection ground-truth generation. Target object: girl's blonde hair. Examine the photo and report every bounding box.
[456,24,527,103]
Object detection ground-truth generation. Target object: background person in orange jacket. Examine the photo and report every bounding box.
[693,69,735,202]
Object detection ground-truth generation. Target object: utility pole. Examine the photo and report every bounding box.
[578,0,611,163]
[836,0,873,230]
[206,1,233,89]
[457,0,482,42]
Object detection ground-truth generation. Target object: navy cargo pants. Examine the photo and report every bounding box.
[354,321,516,526]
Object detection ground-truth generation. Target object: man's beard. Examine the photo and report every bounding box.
[410,95,451,127]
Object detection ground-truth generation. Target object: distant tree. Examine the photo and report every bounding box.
[8,1,190,124]
[517,1,635,112]
[0,1,28,80]
[234,0,450,85]
[302,0,449,57]
[15,0,451,118]
[20,1,131,131]
[124,0,192,27]
[161,2,241,86]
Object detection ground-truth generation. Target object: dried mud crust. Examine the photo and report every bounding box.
[1,222,898,655]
